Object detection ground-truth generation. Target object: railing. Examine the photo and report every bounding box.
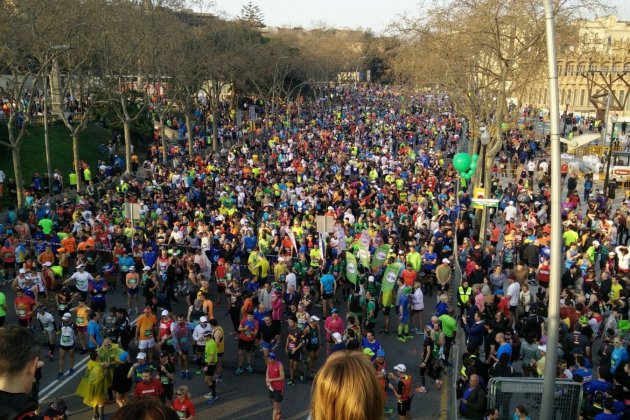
[486,377,583,420]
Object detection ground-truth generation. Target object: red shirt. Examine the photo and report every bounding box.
[401,269,417,287]
[14,295,35,319]
[134,379,164,399]
[172,397,196,418]
[266,360,284,391]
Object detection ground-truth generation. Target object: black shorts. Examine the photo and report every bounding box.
[397,397,412,416]
[205,363,217,376]
[195,344,205,354]
[238,339,254,352]
[60,344,75,351]
[365,321,376,331]
[509,305,517,313]
[217,352,224,358]
[217,284,226,293]
[269,389,283,402]
[305,344,319,353]
[18,318,30,327]
[288,350,303,361]
[322,292,334,300]
[70,287,88,301]
[383,306,392,316]
[91,300,106,313]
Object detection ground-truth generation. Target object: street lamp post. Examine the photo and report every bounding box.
[43,74,53,196]
[604,112,618,196]
[479,128,491,250]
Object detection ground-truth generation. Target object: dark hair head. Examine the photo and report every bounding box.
[110,398,179,420]
[0,326,40,375]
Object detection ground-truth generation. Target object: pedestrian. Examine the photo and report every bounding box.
[0,326,41,419]
[133,368,164,400]
[202,330,219,405]
[459,374,486,419]
[58,312,78,379]
[75,350,108,420]
[265,352,285,420]
[388,363,413,420]
[309,351,383,420]
[111,351,133,408]
[172,385,195,420]
[285,316,304,385]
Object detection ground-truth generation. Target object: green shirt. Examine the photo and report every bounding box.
[0,292,6,317]
[438,314,457,338]
[38,218,53,235]
[205,339,218,365]
[367,299,377,322]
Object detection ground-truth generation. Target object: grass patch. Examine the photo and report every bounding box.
[0,120,112,205]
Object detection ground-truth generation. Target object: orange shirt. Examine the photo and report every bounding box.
[202,299,214,320]
[401,269,417,287]
[241,297,253,317]
[76,306,90,327]
[61,236,77,253]
[137,314,157,340]
[39,251,55,264]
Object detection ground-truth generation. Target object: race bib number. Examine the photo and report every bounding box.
[177,410,186,419]
[76,317,84,324]
[144,329,153,337]
[61,334,72,344]
[160,375,170,384]
[18,309,26,316]
[58,304,66,311]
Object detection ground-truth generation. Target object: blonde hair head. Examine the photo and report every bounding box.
[310,351,384,420]
[176,385,191,399]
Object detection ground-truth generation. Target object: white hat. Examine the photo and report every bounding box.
[442,258,450,264]
[76,264,85,269]
[368,276,375,282]
[143,266,151,271]
[592,241,600,247]
[537,345,547,352]
[200,316,208,323]
[328,206,334,210]
[161,310,169,317]
[509,201,514,205]
[136,352,147,359]
[43,261,52,267]
[332,332,343,343]
[393,364,407,373]
[129,265,136,270]
[310,315,320,322]
[19,268,26,274]
[62,312,72,319]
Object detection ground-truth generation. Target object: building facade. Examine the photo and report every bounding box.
[522,15,630,123]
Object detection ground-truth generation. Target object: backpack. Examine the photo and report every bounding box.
[349,294,362,313]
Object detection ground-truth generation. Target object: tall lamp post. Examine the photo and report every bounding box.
[604,112,618,196]
[479,128,491,249]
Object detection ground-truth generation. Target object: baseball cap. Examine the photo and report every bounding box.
[393,364,407,373]
[119,351,129,362]
[62,312,72,319]
[143,266,151,271]
[442,258,450,264]
[200,316,208,323]
[43,261,52,267]
[268,352,276,360]
[592,240,600,247]
[537,345,547,352]
[331,308,339,314]
[159,351,169,358]
[368,276,375,282]
[136,352,147,359]
[310,315,320,322]
[332,332,343,343]
[376,348,385,357]
[76,264,85,269]
[18,268,26,274]
[363,348,375,357]
[161,310,169,317]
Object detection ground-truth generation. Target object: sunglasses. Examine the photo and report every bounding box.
[176,392,184,396]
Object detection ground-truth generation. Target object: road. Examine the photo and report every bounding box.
[16,283,446,420]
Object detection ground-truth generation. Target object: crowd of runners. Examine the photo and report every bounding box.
[0,84,629,420]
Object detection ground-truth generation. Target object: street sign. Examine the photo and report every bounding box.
[471,198,499,208]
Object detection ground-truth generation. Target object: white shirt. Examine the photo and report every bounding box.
[411,287,424,311]
[192,324,213,346]
[504,205,517,221]
[71,271,93,292]
[285,272,297,291]
[37,312,55,331]
[507,282,520,306]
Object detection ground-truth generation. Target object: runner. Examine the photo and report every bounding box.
[265,352,285,420]
[303,316,321,379]
[191,316,212,375]
[235,312,258,375]
[388,364,413,420]
[135,307,158,362]
[133,369,164,400]
[172,385,196,420]
[202,330,219,405]
[285,316,304,385]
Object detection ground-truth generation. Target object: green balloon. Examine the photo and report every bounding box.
[472,154,479,162]
[470,162,478,171]
[462,172,471,180]
[453,153,472,173]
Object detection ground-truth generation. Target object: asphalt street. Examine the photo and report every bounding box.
[16,283,445,420]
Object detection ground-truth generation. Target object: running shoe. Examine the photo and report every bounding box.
[384,407,394,414]
[195,368,202,375]
[286,380,295,386]
[186,371,193,380]
[180,371,187,380]
[235,366,244,375]
[246,365,253,373]
[69,368,74,375]
[207,394,219,405]
[300,374,305,382]
[203,392,214,399]
[56,372,63,380]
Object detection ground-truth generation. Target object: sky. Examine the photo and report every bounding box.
[207,0,630,34]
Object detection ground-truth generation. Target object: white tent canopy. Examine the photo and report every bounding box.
[560,133,601,151]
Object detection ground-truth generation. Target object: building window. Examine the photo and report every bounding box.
[580,89,585,106]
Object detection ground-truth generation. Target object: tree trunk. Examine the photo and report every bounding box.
[212,81,220,151]
[185,113,193,157]
[72,130,82,192]
[11,146,24,207]
[123,120,132,174]
[160,119,167,163]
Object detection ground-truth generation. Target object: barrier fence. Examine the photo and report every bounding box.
[486,377,583,420]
